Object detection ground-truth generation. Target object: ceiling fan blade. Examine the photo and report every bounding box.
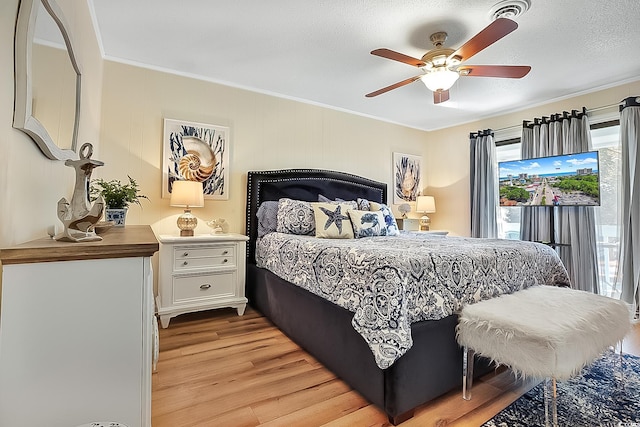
[371,48,426,67]
[458,65,531,78]
[449,18,518,63]
[366,75,422,97]
[433,89,450,104]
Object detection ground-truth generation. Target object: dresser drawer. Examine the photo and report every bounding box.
[173,272,236,303]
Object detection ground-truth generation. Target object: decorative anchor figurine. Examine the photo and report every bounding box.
[54,142,105,242]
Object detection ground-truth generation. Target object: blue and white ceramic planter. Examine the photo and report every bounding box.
[105,208,128,226]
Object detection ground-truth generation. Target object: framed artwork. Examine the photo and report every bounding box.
[162,118,230,200]
[393,152,421,204]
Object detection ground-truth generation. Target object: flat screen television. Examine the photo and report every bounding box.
[498,151,600,207]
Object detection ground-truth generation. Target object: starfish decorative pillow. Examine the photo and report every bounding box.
[311,202,355,239]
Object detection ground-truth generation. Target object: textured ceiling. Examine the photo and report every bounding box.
[89,0,640,131]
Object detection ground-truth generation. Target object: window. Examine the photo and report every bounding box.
[494,124,622,297]
[592,125,621,298]
[496,141,521,240]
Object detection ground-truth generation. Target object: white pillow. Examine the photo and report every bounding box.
[311,202,355,239]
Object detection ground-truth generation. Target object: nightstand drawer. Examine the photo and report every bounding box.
[173,272,235,303]
[174,245,234,260]
[174,254,235,270]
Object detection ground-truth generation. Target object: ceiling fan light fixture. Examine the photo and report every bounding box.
[421,68,459,92]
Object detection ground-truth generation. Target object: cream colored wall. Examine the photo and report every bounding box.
[98,61,429,236]
[426,80,640,237]
[0,0,103,247]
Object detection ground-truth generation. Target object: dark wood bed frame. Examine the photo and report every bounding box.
[244,169,491,424]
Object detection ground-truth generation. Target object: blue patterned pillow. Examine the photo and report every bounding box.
[357,198,371,211]
[369,202,400,236]
[256,201,279,237]
[348,210,387,238]
[276,198,315,235]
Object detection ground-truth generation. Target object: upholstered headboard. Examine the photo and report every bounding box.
[245,169,387,263]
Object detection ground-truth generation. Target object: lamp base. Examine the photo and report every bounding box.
[420,215,431,231]
[177,209,198,237]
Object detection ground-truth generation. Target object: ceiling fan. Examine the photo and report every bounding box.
[366,18,531,104]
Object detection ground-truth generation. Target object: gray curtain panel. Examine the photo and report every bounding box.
[469,131,498,238]
[520,111,599,293]
[520,124,554,243]
[619,97,640,315]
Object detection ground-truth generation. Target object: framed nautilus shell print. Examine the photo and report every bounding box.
[393,152,421,204]
[162,118,230,200]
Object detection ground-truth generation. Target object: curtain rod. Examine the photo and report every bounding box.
[492,102,621,134]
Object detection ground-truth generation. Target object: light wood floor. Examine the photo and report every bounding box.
[152,308,640,427]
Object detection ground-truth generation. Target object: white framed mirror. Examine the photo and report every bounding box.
[13,0,81,161]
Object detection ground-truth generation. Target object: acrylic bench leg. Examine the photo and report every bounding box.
[463,346,474,400]
[617,344,625,391]
[543,377,558,427]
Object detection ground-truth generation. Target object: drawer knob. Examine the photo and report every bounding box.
[222,250,229,255]
[200,284,211,290]
[223,258,228,263]
[183,261,188,266]
[183,252,189,257]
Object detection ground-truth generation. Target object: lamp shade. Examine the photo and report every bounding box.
[421,68,459,92]
[170,180,204,208]
[416,195,436,213]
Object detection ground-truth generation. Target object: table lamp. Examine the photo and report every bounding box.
[416,195,436,231]
[170,180,204,236]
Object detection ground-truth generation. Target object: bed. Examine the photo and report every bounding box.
[245,168,570,424]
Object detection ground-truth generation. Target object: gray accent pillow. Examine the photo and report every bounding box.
[256,201,279,237]
[317,194,358,210]
[276,198,316,235]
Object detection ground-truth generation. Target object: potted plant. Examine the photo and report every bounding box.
[90,176,148,226]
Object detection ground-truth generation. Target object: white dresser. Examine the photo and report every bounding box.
[0,226,158,427]
[156,233,249,328]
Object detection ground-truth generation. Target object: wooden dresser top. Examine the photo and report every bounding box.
[0,225,159,265]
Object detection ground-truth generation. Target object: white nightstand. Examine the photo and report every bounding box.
[157,233,249,328]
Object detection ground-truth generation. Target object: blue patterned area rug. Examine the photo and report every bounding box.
[482,351,640,427]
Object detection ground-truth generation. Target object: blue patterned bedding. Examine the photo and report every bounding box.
[256,232,571,369]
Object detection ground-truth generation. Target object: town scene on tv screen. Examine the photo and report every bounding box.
[499,152,600,207]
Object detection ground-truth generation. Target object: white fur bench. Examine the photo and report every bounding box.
[456,285,630,426]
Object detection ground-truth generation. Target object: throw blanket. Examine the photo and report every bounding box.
[256,232,571,369]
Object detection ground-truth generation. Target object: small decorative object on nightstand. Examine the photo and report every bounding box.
[156,233,249,328]
[206,218,229,234]
[170,180,204,236]
[398,203,411,218]
[416,195,436,231]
